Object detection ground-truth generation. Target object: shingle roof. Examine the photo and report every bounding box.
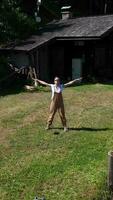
[1,14,113,52]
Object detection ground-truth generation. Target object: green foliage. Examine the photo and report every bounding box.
[0,0,38,42]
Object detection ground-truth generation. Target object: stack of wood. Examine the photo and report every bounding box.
[9,63,39,91]
[25,66,38,91]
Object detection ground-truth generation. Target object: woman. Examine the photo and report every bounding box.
[35,77,82,132]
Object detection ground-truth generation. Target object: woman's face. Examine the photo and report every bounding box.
[54,77,60,85]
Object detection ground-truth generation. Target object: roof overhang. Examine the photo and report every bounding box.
[56,37,101,41]
[0,36,101,53]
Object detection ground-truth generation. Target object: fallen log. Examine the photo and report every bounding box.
[24,85,35,91]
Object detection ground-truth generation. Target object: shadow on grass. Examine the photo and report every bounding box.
[51,127,111,132]
[0,85,25,96]
[69,127,111,132]
[0,77,27,96]
[0,83,50,97]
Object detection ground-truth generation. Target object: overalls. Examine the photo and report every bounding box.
[47,85,67,127]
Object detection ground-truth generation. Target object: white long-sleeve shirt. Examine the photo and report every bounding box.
[50,84,64,99]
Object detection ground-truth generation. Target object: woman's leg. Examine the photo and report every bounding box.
[46,100,57,129]
[58,105,67,128]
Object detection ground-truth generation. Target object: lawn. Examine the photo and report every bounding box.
[0,83,113,200]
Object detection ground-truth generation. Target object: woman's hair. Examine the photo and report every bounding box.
[54,77,60,81]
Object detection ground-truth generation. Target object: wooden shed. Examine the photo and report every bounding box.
[1,14,113,81]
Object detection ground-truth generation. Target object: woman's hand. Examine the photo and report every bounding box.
[64,77,82,87]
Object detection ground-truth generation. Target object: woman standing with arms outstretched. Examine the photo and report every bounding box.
[35,77,82,132]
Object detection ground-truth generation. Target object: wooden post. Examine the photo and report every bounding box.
[33,67,38,87]
[108,151,113,190]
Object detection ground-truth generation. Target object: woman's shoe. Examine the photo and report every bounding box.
[64,127,68,132]
[45,125,50,130]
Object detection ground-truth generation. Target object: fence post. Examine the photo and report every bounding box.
[108,151,113,190]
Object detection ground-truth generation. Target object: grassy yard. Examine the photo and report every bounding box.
[1,83,113,200]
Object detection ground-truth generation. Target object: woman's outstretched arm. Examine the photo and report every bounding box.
[34,79,51,87]
[64,77,82,87]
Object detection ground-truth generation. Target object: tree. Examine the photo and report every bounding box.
[0,0,61,42]
[0,0,38,42]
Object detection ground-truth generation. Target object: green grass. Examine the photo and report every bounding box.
[0,83,113,200]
